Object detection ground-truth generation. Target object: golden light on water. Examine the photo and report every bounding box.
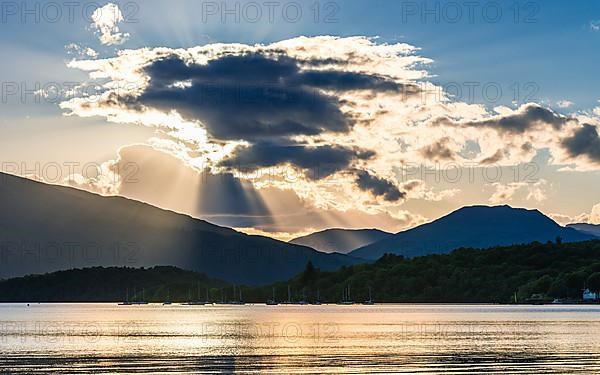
[3,303,600,373]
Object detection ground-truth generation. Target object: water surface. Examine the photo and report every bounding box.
[1,303,600,373]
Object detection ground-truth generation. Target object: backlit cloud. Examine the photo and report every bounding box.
[561,124,600,164]
[355,170,404,202]
[431,104,568,134]
[58,36,600,236]
[91,3,130,45]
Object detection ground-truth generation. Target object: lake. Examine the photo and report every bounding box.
[1,304,600,373]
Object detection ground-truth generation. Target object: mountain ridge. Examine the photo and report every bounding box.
[349,205,594,260]
[289,228,391,254]
[567,223,600,237]
[0,172,360,284]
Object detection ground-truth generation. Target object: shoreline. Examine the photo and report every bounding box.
[3,301,600,306]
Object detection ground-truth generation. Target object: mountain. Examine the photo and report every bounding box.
[349,205,594,260]
[0,172,360,284]
[567,223,600,237]
[289,228,391,254]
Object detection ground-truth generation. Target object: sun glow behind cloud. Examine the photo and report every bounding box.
[57,33,600,236]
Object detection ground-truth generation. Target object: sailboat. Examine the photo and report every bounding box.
[282,285,292,304]
[338,285,354,305]
[181,288,193,305]
[134,288,149,305]
[119,287,132,305]
[266,286,278,305]
[311,289,322,305]
[362,287,374,305]
[127,287,148,305]
[216,288,226,304]
[162,289,172,305]
[187,282,206,305]
[222,284,244,305]
[298,287,309,305]
[229,286,245,305]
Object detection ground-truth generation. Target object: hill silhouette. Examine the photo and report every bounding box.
[350,205,593,260]
[0,172,360,284]
[568,223,600,237]
[290,228,391,253]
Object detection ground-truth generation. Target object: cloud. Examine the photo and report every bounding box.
[489,180,549,204]
[91,3,130,45]
[548,212,590,225]
[557,100,573,109]
[489,183,523,204]
[591,21,600,31]
[65,43,98,59]
[138,54,415,142]
[139,55,347,141]
[551,203,600,226]
[355,170,404,202]
[480,149,505,164]
[526,180,549,202]
[432,104,568,134]
[419,137,455,161]
[561,124,600,163]
[61,36,431,201]
[58,35,600,236]
[591,203,600,224]
[219,142,375,180]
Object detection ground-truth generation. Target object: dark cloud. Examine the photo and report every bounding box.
[420,137,454,161]
[219,142,375,180]
[355,170,405,202]
[295,70,409,92]
[138,54,412,142]
[521,142,534,153]
[432,104,568,134]
[480,149,505,164]
[402,180,422,191]
[561,124,600,163]
[114,52,421,199]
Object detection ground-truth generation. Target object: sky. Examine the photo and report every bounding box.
[1,0,600,240]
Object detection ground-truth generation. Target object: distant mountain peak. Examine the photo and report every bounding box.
[289,228,392,254]
[349,205,592,260]
[567,223,600,238]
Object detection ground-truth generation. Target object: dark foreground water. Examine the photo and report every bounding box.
[1,303,600,374]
